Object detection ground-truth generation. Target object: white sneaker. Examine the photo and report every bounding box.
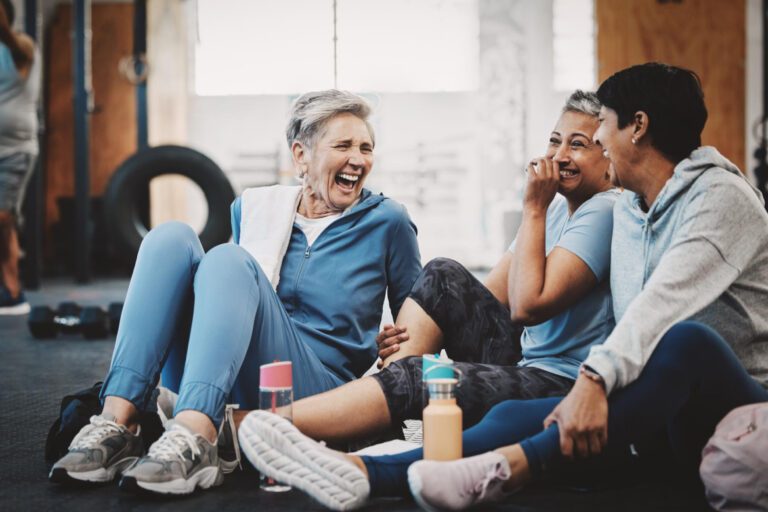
[238,410,370,510]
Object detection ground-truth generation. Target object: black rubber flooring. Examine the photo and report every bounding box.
[1,279,710,511]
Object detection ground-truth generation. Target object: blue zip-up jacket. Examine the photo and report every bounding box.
[231,188,422,382]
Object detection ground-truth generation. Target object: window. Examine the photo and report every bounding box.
[552,0,596,91]
[194,0,478,95]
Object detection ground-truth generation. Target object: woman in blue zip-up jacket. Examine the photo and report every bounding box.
[49,90,422,495]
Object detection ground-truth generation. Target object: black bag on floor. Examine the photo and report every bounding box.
[44,381,164,465]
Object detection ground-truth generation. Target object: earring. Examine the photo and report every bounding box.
[631,138,637,145]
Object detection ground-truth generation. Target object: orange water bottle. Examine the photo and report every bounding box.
[423,364,462,461]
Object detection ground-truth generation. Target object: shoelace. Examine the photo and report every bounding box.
[147,425,201,462]
[69,415,124,450]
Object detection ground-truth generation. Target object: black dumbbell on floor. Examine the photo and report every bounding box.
[28,302,121,340]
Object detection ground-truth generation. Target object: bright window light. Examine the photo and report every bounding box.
[194,0,478,95]
[336,0,478,93]
[195,0,335,95]
[552,0,596,91]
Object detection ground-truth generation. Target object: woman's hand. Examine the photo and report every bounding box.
[543,374,608,458]
[524,157,560,214]
[376,324,409,368]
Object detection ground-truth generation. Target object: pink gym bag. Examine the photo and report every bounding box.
[700,402,768,511]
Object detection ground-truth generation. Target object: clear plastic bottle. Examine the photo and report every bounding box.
[423,377,462,461]
[259,361,293,492]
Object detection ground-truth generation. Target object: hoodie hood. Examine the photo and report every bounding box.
[626,146,764,221]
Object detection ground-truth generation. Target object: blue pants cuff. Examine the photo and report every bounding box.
[100,365,157,411]
[175,381,228,427]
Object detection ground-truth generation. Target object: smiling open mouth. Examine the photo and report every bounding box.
[559,169,579,178]
[335,172,359,190]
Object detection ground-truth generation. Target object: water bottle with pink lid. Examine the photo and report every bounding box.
[259,360,293,492]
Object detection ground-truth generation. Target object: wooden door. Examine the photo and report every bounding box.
[596,0,746,170]
[44,3,137,255]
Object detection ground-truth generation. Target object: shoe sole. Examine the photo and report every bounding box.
[238,410,370,511]
[49,456,138,484]
[407,464,442,512]
[0,302,31,315]
[119,466,223,495]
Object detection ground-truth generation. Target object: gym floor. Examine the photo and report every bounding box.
[1,279,709,511]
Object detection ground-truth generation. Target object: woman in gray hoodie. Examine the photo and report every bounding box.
[233,63,768,511]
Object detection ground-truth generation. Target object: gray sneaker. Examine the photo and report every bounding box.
[49,414,144,484]
[154,386,241,474]
[119,420,223,495]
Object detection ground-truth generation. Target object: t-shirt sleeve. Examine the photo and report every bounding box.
[230,197,242,244]
[554,195,615,282]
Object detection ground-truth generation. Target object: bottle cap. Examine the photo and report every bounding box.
[423,353,455,381]
[260,361,292,389]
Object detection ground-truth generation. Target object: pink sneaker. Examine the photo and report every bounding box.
[407,452,512,511]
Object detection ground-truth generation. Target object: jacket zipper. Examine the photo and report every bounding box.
[289,194,380,307]
[293,245,312,297]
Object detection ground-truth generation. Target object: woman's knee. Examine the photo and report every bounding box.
[655,321,729,364]
[141,221,200,254]
[413,258,468,295]
[196,243,262,285]
[386,355,422,379]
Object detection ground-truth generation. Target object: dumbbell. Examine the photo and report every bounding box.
[28,302,111,339]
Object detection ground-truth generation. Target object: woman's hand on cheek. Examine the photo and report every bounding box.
[523,157,560,215]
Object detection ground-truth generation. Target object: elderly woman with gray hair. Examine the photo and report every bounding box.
[49,90,422,495]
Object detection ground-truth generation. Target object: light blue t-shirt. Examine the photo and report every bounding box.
[513,190,618,379]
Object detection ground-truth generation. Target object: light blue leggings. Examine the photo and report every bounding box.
[99,222,343,426]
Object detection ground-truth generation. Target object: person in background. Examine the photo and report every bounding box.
[0,0,40,314]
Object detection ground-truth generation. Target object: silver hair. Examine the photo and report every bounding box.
[562,90,601,117]
[286,90,375,150]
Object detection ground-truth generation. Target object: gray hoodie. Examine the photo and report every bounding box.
[585,147,768,393]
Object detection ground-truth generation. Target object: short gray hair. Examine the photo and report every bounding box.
[562,90,601,117]
[286,90,375,149]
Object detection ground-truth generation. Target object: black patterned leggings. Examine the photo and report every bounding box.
[371,258,574,429]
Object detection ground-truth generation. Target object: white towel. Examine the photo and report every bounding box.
[239,185,302,289]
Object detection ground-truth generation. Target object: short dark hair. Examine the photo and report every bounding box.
[1,0,15,25]
[596,62,708,163]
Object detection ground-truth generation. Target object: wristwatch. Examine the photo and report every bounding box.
[579,365,606,389]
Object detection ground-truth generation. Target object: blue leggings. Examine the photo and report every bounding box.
[362,321,768,496]
[99,222,343,427]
